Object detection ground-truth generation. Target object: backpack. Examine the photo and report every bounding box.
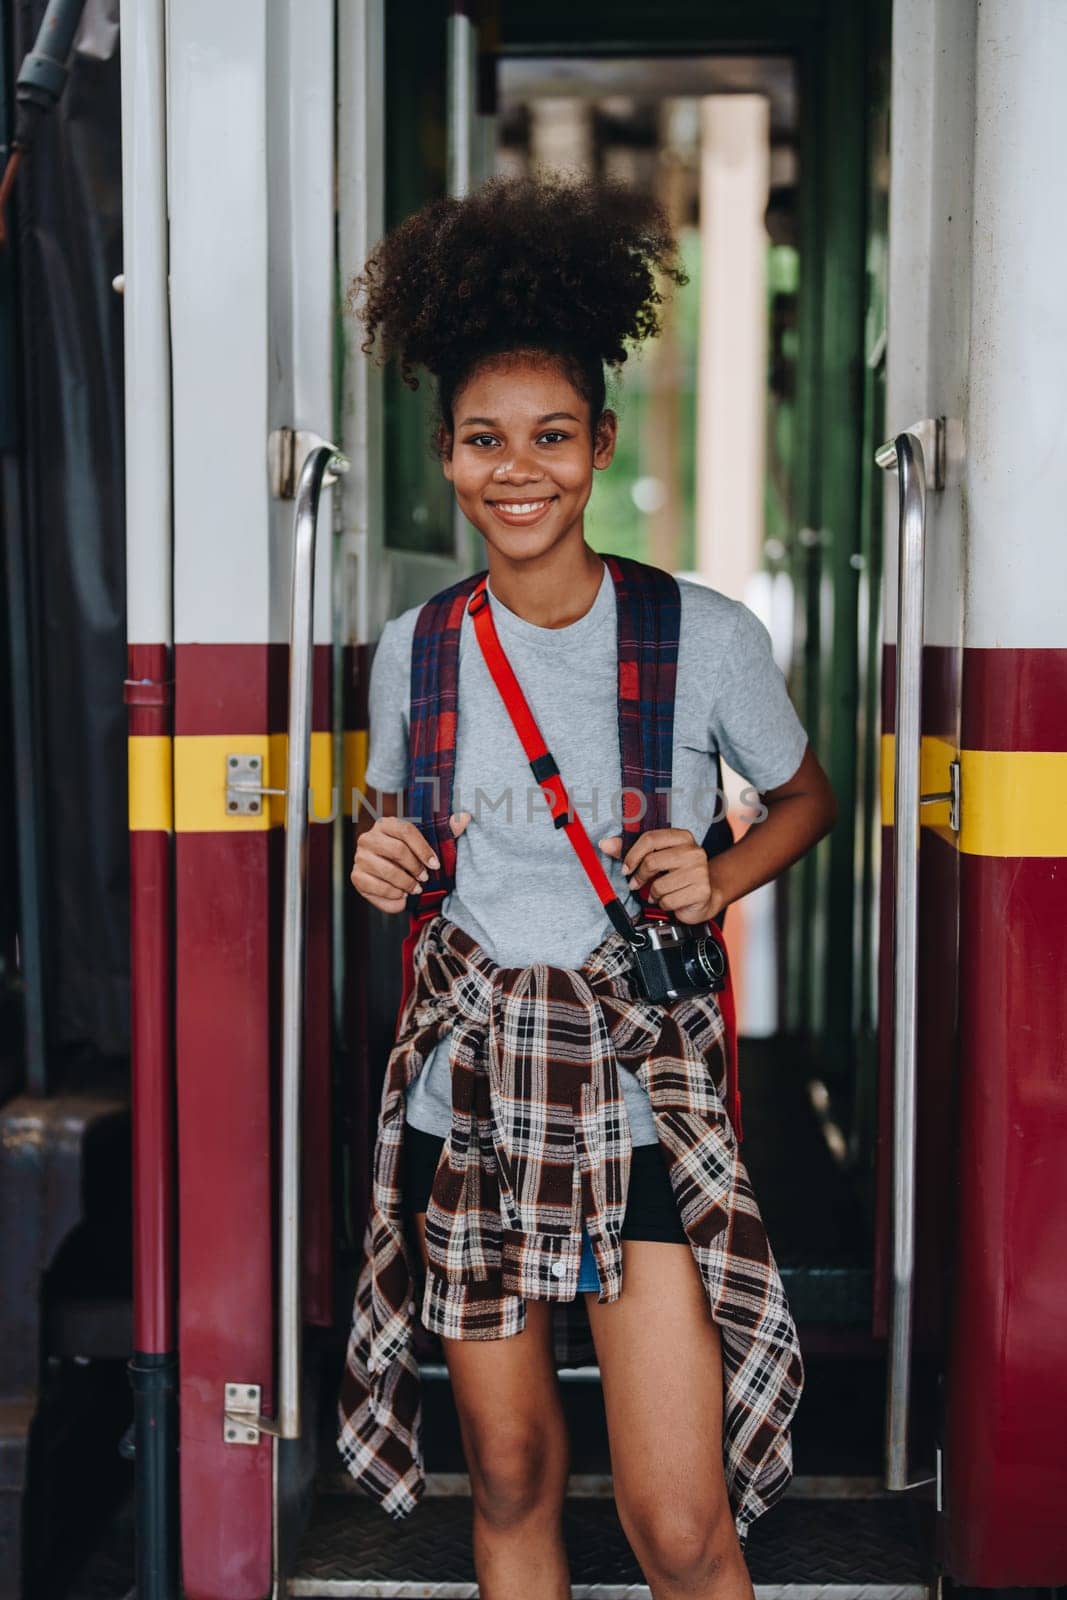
[393,552,742,1139]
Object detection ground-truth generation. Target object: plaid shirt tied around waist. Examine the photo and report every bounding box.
[337,913,805,1548]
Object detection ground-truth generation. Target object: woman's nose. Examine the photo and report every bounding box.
[492,458,543,483]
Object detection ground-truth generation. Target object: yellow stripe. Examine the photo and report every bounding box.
[958,749,1067,857]
[129,736,173,832]
[880,734,1067,856]
[173,732,340,833]
[266,732,337,827]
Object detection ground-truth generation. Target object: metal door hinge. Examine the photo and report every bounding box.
[268,428,349,499]
[920,756,960,834]
[223,1380,286,1444]
[223,1383,262,1446]
[226,753,285,816]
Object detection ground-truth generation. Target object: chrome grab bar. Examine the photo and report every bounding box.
[877,424,941,1493]
[446,5,476,200]
[224,441,347,1444]
[276,443,340,1439]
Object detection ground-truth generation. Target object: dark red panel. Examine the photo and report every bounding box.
[312,643,331,733]
[341,641,376,1247]
[176,642,333,735]
[872,822,893,1338]
[913,832,958,1348]
[130,827,176,1352]
[920,643,961,742]
[963,647,1067,751]
[879,642,960,740]
[177,831,274,1599]
[946,853,1067,1583]
[872,826,959,1347]
[127,641,173,724]
[873,643,960,1344]
[128,642,177,1355]
[881,642,895,735]
[175,644,280,735]
[302,818,333,1324]
[343,641,370,730]
[175,640,338,1590]
[267,641,332,733]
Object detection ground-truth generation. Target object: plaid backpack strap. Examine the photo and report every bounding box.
[603,553,742,1140]
[603,552,680,853]
[405,568,487,916]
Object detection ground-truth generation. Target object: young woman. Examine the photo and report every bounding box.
[338,173,837,1600]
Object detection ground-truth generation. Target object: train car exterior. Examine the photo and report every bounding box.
[0,1,1063,1596]
[880,2,1067,1580]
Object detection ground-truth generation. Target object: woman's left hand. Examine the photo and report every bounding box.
[598,829,726,924]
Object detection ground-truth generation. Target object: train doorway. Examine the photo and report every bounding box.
[294,2,931,1595]
[155,1,939,1596]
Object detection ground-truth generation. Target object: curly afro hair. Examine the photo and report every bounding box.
[349,171,687,438]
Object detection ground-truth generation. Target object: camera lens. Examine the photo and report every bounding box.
[683,936,725,989]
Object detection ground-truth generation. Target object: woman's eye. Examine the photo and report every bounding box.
[466,434,498,448]
[538,431,569,445]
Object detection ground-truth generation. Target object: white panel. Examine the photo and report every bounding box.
[883,0,934,649]
[268,0,336,646]
[169,0,271,643]
[169,0,336,647]
[121,0,171,646]
[884,0,975,653]
[964,0,1067,648]
[338,0,386,646]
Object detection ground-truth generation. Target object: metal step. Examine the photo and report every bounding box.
[287,1492,932,1598]
[319,1470,892,1502]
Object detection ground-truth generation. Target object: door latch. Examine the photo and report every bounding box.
[225,753,285,817]
[920,756,960,834]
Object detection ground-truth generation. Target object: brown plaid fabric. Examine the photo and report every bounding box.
[337,913,804,1548]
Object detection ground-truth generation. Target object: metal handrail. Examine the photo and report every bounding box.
[446,5,475,200]
[222,442,346,1444]
[878,428,938,1494]
[276,442,348,1439]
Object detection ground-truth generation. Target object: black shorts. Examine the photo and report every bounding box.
[403,1123,688,1245]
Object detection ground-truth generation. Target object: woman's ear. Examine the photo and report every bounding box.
[593,409,618,471]
[438,425,454,478]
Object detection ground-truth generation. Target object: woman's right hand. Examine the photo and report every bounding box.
[350,815,440,914]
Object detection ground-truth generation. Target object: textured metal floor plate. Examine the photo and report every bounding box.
[288,1493,930,1597]
[320,1471,892,1502]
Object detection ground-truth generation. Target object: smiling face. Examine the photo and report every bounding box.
[440,351,617,565]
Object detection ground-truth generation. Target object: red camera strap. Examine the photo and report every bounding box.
[466,577,660,944]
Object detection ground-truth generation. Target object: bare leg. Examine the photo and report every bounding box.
[585,1240,754,1600]
[411,1213,571,1600]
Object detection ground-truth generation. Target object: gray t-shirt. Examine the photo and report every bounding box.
[364,560,809,1147]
